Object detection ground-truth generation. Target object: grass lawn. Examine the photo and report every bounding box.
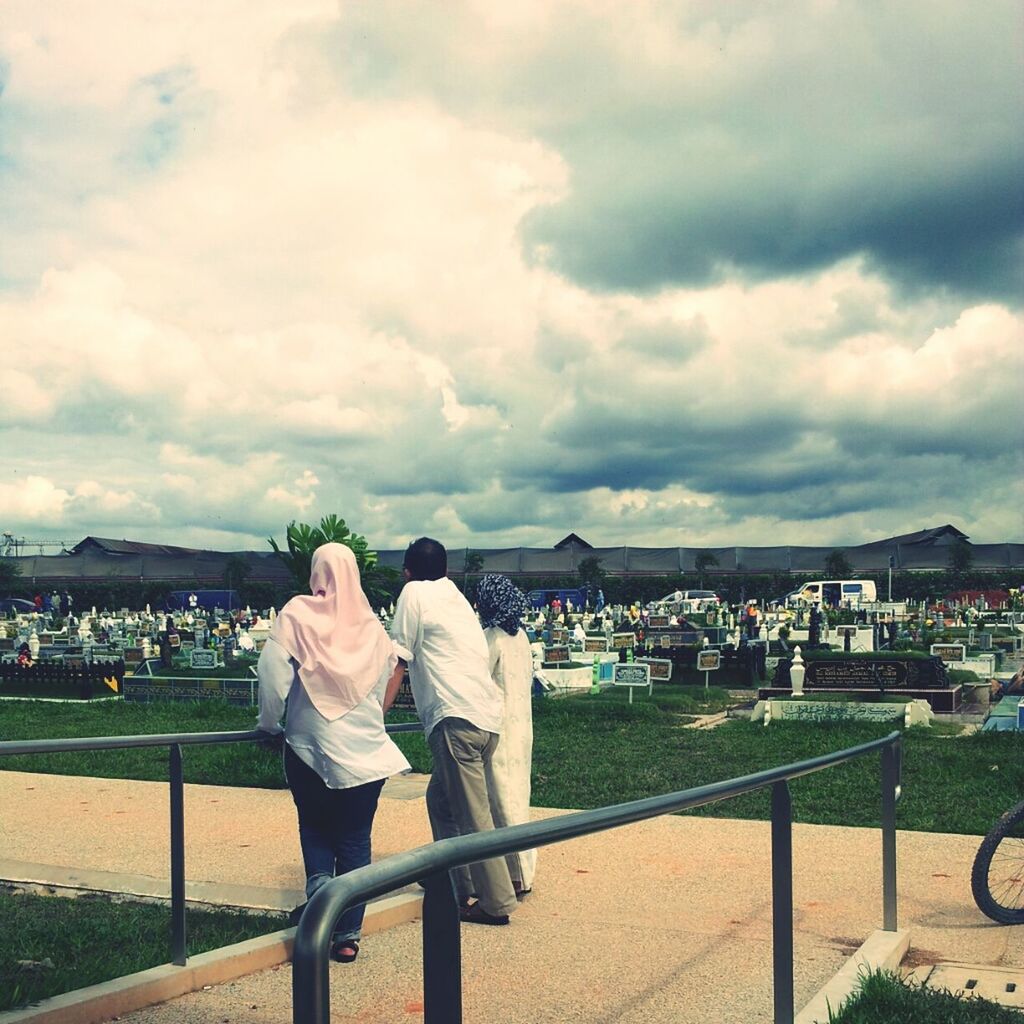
[828,970,1021,1022]
[0,890,283,1012]
[1,690,1021,835]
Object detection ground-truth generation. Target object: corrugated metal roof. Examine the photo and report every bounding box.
[6,528,1021,582]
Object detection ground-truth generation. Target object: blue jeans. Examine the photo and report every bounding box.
[284,744,385,941]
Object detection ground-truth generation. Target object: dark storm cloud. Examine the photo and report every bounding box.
[332,1,1024,303]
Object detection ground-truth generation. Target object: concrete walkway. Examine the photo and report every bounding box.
[2,769,1022,1023]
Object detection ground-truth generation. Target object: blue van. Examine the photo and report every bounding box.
[526,587,588,611]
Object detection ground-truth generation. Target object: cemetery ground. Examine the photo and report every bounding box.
[2,687,1022,835]
[2,686,1022,1016]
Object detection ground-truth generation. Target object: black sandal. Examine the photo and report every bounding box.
[330,938,359,963]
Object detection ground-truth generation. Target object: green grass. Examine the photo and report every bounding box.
[0,700,431,783]
[2,695,1021,834]
[0,890,283,1011]
[827,969,1021,1022]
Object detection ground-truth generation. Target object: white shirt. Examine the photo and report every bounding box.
[390,577,503,740]
[257,637,410,789]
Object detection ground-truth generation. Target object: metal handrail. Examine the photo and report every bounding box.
[293,730,903,1024]
[0,721,424,966]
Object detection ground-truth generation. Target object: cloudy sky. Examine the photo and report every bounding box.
[2,0,1022,554]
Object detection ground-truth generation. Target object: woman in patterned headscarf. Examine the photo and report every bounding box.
[475,574,537,897]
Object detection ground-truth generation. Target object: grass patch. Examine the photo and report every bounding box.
[827,969,1021,1022]
[0,890,282,1012]
[2,696,1021,834]
[0,700,431,783]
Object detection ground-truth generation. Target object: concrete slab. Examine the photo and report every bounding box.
[908,962,1024,1009]
[796,928,911,1024]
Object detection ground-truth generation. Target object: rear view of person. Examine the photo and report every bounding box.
[476,574,537,898]
[257,543,408,962]
[391,538,519,925]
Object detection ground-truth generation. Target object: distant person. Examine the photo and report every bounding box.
[256,544,409,963]
[595,588,605,613]
[476,574,537,899]
[33,594,43,612]
[390,538,518,926]
[745,602,760,639]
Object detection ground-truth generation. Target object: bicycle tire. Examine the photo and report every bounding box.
[971,798,1024,925]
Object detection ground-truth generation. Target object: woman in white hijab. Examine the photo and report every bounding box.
[257,543,408,963]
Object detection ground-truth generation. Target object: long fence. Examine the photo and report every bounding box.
[0,726,903,1023]
[292,730,903,1024]
[0,723,424,966]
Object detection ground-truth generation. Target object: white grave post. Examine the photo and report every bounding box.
[790,645,805,697]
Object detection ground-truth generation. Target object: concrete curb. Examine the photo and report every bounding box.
[795,927,911,1024]
[0,891,423,1024]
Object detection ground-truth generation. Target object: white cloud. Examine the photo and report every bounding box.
[0,1,1020,554]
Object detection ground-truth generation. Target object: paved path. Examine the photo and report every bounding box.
[2,770,1022,1023]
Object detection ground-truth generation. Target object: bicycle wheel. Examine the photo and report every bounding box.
[971,798,1024,925]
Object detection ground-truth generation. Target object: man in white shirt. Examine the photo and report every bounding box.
[390,538,518,925]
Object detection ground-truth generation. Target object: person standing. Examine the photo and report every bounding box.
[475,574,537,898]
[256,543,409,962]
[390,538,518,926]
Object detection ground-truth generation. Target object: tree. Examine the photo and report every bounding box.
[0,558,21,591]
[268,514,397,606]
[462,550,485,592]
[577,556,606,606]
[694,550,719,588]
[947,538,974,590]
[823,549,853,579]
[222,554,251,592]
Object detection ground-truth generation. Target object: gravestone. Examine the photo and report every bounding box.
[976,633,992,651]
[612,632,636,650]
[802,657,948,690]
[930,643,965,664]
[647,614,671,628]
[190,649,218,670]
[543,645,570,665]
[697,649,721,672]
[613,662,652,702]
[636,657,672,681]
[584,636,609,653]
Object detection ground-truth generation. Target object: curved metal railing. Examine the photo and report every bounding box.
[293,730,903,1024]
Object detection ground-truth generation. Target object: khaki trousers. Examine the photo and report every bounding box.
[426,717,519,917]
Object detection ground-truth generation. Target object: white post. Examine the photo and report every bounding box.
[790,645,805,697]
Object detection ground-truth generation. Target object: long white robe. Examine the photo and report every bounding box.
[484,625,537,890]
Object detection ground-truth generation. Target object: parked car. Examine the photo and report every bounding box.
[0,597,36,614]
[649,589,720,608]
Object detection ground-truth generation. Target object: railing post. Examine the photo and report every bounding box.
[422,871,462,1024]
[880,740,899,932]
[771,780,794,1024]
[169,743,186,966]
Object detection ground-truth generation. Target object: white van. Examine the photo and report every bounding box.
[787,580,877,608]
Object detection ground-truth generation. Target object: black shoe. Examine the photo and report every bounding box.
[459,903,510,926]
